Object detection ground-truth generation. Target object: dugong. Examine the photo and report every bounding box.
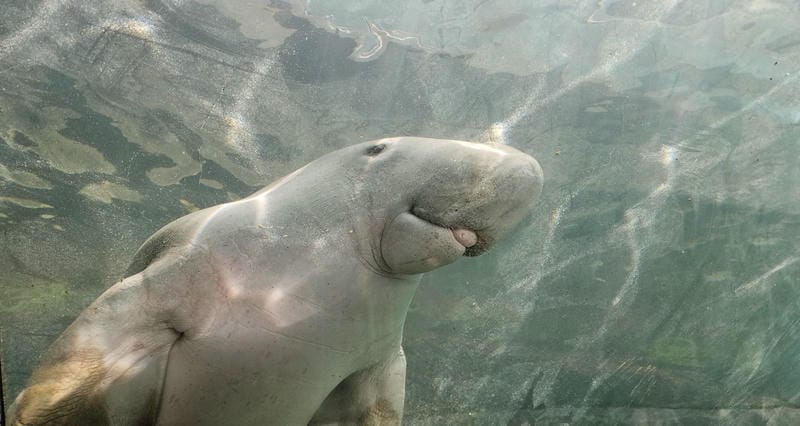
[9,137,543,425]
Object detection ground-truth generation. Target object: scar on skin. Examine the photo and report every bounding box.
[359,398,400,426]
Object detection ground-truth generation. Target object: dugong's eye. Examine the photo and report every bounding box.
[365,144,386,156]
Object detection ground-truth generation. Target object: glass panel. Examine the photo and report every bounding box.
[2,0,799,424]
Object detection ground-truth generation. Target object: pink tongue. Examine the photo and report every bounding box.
[452,228,478,248]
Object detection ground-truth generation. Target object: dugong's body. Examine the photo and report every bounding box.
[9,137,543,425]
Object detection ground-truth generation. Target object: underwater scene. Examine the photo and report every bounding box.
[2,0,800,424]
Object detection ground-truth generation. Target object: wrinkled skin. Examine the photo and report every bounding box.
[9,137,543,425]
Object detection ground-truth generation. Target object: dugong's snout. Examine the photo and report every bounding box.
[377,138,543,274]
[460,151,543,257]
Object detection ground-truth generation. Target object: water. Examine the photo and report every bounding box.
[2,0,800,424]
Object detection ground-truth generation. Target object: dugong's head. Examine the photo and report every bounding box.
[335,137,543,276]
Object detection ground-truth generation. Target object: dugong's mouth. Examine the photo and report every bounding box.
[451,228,478,248]
[409,207,488,257]
[461,234,489,257]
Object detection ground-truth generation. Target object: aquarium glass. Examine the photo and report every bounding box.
[2,0,800,424]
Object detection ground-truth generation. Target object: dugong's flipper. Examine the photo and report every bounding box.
[8,270,183,425]
[309,348,407,425]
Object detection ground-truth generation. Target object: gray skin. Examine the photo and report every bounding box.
[9,137,543,426]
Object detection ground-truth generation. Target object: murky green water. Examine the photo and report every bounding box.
[2,1,800,424]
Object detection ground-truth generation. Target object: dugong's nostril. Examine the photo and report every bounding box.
[365,144,386,156]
